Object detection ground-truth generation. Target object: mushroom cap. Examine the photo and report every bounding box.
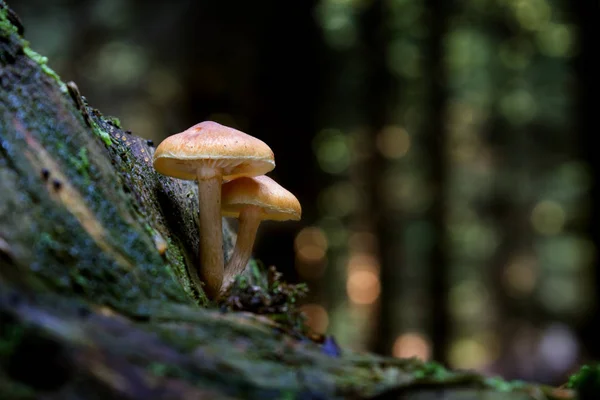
[153,121,275,181]
[221,175,301,221]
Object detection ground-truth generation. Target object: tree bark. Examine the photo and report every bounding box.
[0,2,579,399]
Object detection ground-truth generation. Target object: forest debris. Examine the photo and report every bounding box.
[219,263,310,339]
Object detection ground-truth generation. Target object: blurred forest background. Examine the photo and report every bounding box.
[11,0,596,387]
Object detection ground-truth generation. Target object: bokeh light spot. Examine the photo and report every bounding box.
[392,333,431,360]
[536,23,576,58]
[531,200,566,235]
[295,227,329,263]
[315,1,358,50]
[300,304,329,334]
[448,336,492,370]
[376,125,411,159]
[514,0,551,31]
[538,276,581,315]
[91,41,146,87]
[387,39,421,78]
[347,269,380,305]
[500,89,537,125]
[449,279,489,320]
[347,252,379,273]
[503,254,538,297]
[313,129,351,174]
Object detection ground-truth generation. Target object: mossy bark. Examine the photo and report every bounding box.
[0,2,579,399]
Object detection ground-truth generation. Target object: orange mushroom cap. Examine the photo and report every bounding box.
[221,175,301,221]
[153,121,275,181]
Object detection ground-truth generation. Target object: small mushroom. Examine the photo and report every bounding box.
[153,121,275,299]
[220,175,301,294]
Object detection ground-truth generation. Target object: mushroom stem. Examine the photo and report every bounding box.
[221,205,262,291]
[196,169,224,300]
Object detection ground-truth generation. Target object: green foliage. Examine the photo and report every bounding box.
[567,363,600,398]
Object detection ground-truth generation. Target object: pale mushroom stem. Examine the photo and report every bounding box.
[221,205,262,292]
[196,170,224,300]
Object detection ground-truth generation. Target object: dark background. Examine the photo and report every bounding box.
[11,0,597,386]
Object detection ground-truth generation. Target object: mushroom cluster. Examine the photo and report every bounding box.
[153,121,301,300]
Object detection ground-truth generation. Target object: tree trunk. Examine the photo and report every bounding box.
[425,0,451,366]
[357,0,396,356]
[571,0,599,362]
[0,2,579,399]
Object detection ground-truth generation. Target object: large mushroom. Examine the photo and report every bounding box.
[153,121,275,299]
[220,175,301,294]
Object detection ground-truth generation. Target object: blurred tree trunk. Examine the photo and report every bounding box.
[317,4,367,343]
[358,0,397,356]
[424,0,451,365]
[0,2,580,399]
[251,0,322,279]
[572,0,599,361]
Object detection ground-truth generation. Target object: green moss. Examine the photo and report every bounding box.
[147,362,169,377]
[567,363,600,397]
[22,47,68,94]
[69,147,90,182]
[90,118,112,146]
[0,68,189,314]
[0,7,18,36]
[1,7,67,94]
[144,223,156,237]
[166,237,207,306]
[106,116,122,128]
[38,232,57,250]
[278,391,295,400]
[484,376,526,392]
[413,361,451,381]
[1,2,208,315]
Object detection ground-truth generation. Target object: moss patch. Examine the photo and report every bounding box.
[484,376,527,392]
[89,115,113,146]
[69,147,90,182]
[22,47,67,94]
[413,361,452,381]
[105,116,122,129]
[567,363,600,398]
[0,6,18,36]
[1,8,67,94]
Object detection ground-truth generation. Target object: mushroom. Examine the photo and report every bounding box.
[153,121,275,299]
[220,175,301,293]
